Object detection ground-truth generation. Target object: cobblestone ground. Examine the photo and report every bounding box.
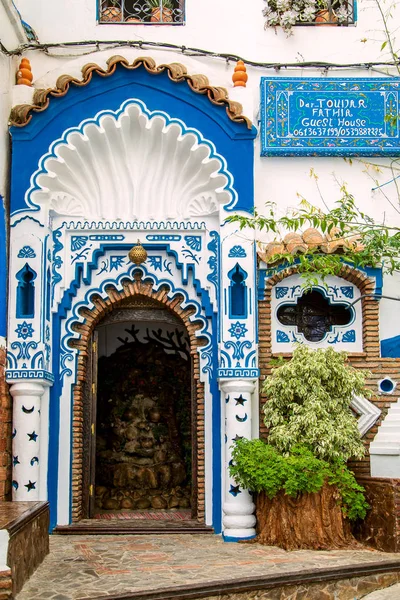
[16,534,400,600]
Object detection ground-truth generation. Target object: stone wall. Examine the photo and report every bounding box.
[353,477,400,552]
[0,348,11,501]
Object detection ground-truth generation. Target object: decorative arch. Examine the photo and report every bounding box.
[26,99,233,220]
[68,273,207,522]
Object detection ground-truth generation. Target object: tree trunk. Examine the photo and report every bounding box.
[255,484,358,550]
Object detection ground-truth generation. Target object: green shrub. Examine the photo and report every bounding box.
[263,346,369,463]
[230,439,368,520]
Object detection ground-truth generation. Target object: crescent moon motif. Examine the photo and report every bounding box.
[225,395,230,404]
[30,456,39,466]
[236,413,248,422]
[22,406,35,414]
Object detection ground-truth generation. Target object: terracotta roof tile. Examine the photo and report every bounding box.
[9,55,252,128]
[257,227,364,264]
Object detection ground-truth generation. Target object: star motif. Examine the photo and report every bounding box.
[229,484,241,497]
[12,480,18,490]
[232,434,243,442]
[13,456,20,466]
[27,431,38,442]
[228,321,248,340]
[15,321,34,340]
[24,480,36,492]
[235,395,247,406]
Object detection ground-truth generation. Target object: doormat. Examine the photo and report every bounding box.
[94,510,192,521]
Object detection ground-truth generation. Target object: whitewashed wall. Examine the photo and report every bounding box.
[5,0,400,341]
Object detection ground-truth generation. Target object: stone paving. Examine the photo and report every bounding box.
[363,583,400,599]
[15,534,400,599]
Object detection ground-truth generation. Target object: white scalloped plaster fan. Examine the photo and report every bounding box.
[30,101,232,220]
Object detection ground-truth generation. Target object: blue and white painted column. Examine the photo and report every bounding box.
[221,378,256,540]
[10,381,49,500]
[218,218,258,540]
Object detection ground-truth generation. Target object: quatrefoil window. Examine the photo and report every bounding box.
[277,290,352,342]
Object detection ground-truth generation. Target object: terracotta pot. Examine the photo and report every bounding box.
[315,9,337,25]
[125,16,142,22]
[100,7,122,22]
[150,7,173,22]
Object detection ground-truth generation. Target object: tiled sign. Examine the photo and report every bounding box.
[260,77,400,156]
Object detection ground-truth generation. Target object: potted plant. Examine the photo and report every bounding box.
[146,0,174,22]
[262,0,350,35]
[100,0,123,22]
[230,346,370,550]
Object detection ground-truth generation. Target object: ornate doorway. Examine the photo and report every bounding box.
[82,297,198,522]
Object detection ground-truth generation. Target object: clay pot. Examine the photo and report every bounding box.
[315,9,337,24]
[151,495,167,509]
[125,16,141,22]
[95,486,108,498]
[171,462,186,486]
[150,7,173,22]
[179,497,190,508]
[100,7,123,22]
[136,497,151,509]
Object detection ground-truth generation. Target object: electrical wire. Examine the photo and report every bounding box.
[1,38,400,72]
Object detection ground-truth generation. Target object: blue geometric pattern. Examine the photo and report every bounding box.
[15,322,34,340]
[17,246,36,258]
[228,245,246,258]
[228,322,248,340]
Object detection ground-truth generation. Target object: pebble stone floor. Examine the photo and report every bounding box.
[16,534,400,600]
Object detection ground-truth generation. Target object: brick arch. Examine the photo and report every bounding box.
[69,274,206,522]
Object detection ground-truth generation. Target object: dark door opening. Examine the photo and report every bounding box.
[91,322,194,521]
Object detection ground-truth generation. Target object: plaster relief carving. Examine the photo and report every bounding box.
[30,100,231,220]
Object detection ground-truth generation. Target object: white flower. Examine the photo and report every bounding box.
[276,0,291,11]
[301,5,317,20]
[266,10,280,24]
[335,5,350,22]
[280,9,299,25]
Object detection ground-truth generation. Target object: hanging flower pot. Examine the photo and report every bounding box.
[100,2,122,22]
[315,8,338,24]
[146,0,174,22]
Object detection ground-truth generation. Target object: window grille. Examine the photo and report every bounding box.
[99,0,185,24]
[277,290,352,342]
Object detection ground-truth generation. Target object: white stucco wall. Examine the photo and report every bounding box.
[5,0,400,341]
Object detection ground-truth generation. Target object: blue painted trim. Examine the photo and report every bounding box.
[359,266,383,297]
[48,315,61,531]
[211,312,222,534]
[258,262,383,298]
[0,196,7,338]
[381,335,400,358]
[10,72,256,216]
[223,534,256,543]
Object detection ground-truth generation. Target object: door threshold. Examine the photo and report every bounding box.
[54,518,213,535]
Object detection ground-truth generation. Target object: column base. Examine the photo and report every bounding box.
[223,529,256,541]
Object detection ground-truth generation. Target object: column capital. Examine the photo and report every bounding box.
[9,380,51,397]
[219,379,256,395]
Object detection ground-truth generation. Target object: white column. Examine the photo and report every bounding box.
[221,379,256,541]
[10,381,48,501]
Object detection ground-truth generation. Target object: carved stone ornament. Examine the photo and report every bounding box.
[32,100,230,220]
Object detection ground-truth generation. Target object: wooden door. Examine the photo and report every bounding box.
[82,330,98,519]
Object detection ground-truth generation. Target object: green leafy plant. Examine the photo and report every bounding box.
[230,440,368,520]
[229,346,370,522]
[263,345,368,462]
[227,178,400,290]
[146,0,174,9]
